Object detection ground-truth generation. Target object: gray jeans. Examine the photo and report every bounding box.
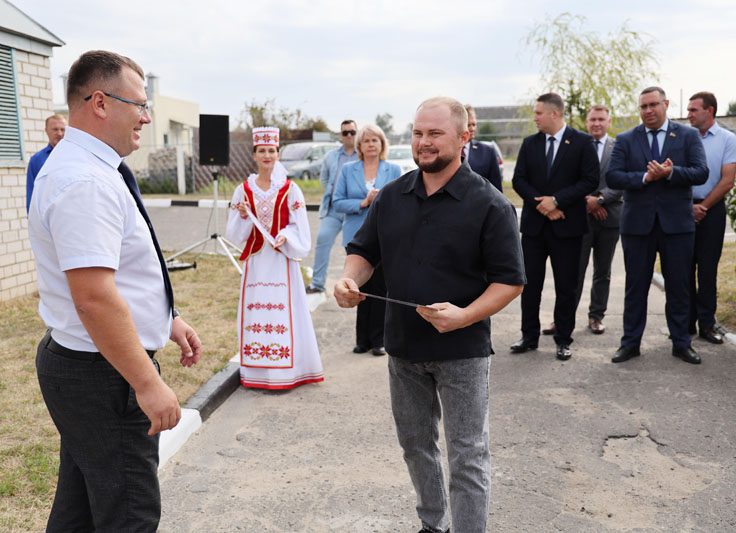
[388,355,491,533]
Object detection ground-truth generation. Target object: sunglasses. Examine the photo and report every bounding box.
[341,130,357,136]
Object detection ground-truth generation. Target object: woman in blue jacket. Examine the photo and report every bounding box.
[333,124,401,356]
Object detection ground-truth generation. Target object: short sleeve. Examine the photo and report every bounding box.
[46,179,126,271]
[480,202,526,286]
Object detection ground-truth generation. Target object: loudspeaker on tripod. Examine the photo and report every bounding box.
[199,114,230,166]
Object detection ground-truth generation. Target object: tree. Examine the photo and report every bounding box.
[524,13,658,131]
[237,98,330,140]
[727,101,736,116]
[375,113,395,135]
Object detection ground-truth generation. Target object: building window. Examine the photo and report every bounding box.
[163,133,169,146]
[0,46,22,160]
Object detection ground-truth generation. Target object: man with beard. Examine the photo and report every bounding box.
[334,97,525,533]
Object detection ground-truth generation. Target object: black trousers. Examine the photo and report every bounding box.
[574,218,620,321]
[36,333,161,532]
[356,262,386,349]
[620,219,694,349]
[521,225,583,345]
[689,200,726,331]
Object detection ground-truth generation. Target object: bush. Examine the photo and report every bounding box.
[138,176,178,194]
[727,188,736,232]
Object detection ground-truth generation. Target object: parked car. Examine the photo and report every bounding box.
[480,140,504,175]
[279,141,339,180]
[387,144,417,174]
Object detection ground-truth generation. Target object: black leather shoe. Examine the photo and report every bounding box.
[352,345,369,354]
[542,322,556,335]
[672,346,701,364]
[418,528,449,533]
[305,285,324,294]
[699,327,724,344]
[371,347,386,356]
[556,344,572,360]
[510,337,538,353]
[612,346,640,363]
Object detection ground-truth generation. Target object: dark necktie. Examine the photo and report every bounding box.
[118,162,174,316]
[546,137,556,175]
[594,140,602,162]
[649,129,662,161]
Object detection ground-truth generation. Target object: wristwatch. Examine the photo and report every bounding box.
[596,195,605,206]
[172,308,181,319]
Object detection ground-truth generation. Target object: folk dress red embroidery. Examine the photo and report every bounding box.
[226,169,323,390]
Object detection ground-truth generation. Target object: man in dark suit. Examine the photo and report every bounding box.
[606,86,708,365]
[464,104,503,191]
[511,93,599,360]
[573,105,622,335]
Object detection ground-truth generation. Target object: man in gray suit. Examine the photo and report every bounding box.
[574,105,622,334]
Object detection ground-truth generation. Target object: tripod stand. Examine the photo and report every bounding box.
[166,168,243,275]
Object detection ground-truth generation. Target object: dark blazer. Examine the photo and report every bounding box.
[512,126,599,238]
[595,137,622,229]
[606,121,708,235]
[467,140,503,192]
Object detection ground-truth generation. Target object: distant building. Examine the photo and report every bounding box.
[0,0,63,301]
[122,73,199,176]
[473,105,530,157]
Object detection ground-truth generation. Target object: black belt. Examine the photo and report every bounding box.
[43,332,156,361]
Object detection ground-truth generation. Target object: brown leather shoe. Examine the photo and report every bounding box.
[588,317,605,334]
[542,322,556,335]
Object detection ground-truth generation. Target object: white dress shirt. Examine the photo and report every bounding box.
[545,124,567,162]
[28,127,170,351]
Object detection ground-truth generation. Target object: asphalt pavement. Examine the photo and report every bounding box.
[149,203,736,532]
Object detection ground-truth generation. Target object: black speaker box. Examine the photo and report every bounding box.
[199,114,230,165]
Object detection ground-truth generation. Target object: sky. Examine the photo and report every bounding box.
[11,0,736,132]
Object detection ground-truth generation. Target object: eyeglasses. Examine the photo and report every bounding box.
[341,130,357,136]
[84,91,151,116]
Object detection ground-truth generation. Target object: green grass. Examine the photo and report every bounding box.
[0,253,243,530]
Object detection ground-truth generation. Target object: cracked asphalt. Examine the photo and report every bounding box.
[150,205,736,532]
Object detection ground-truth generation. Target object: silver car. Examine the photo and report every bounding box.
[387,144,417,174]
[280,141,339,180]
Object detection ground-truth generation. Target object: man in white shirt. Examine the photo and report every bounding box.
[28,50,202,532]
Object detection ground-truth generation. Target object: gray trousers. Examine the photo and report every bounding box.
[575,218,620,321]
[388,355,491,533]
[36,333,161,532]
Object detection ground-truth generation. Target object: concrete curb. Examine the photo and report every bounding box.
[158,292,327,467]
[143,198,319,211]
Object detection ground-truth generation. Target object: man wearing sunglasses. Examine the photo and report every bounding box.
[306,119,359,294]
[28,50,202,531]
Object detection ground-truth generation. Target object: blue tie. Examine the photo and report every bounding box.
[649,129,662,161]
[546,137,555,175]
[118,162,174,316]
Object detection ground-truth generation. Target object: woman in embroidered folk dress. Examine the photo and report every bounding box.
[333,124,401,356]
[225,126,323,389]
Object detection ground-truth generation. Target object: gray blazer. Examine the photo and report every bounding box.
[595,137,623,228]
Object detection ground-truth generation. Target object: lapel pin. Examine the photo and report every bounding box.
[564,139,570,145]
[669,132,676,138]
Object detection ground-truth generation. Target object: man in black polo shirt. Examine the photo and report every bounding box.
[335,97,525,533]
